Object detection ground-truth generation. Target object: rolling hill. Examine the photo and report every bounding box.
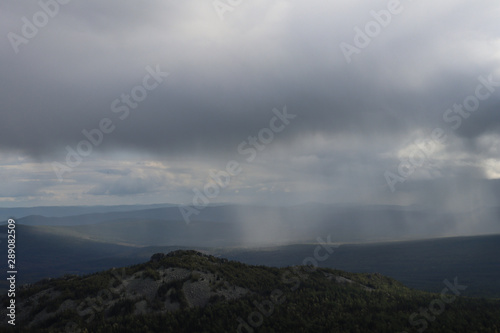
[2,250,499,332]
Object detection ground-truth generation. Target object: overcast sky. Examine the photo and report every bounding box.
[1,0,500,211]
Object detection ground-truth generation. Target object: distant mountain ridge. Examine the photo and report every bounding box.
[7,204,500,244]
[0,203,177,222]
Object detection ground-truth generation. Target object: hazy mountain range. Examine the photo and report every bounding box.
[2,203,499,299]
[4,203,500,245]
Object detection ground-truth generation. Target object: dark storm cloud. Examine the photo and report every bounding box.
[0,0,500,212]
[1,0,498,163]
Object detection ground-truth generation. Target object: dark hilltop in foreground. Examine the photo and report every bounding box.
[2,250,499,332]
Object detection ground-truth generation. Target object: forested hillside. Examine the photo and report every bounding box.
[2,250,499,332]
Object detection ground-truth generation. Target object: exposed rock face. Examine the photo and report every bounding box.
[3,251,252,329]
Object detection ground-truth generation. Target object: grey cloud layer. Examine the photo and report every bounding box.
[0,0,500,209]
[1,0,498,159]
